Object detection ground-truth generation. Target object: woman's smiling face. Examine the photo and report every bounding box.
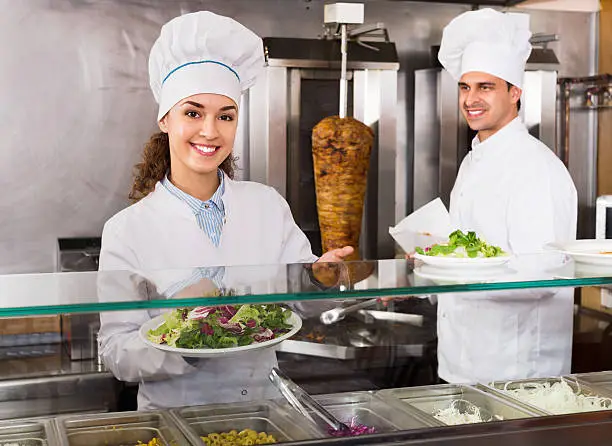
[159,93,238,179]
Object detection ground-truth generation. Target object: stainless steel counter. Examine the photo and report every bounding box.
[4,382,612,446]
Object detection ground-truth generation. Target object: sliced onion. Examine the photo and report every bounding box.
[433,399,492,425]
[501,379,612,415]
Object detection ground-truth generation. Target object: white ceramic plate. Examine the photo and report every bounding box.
[413,265,517,285]
[139,311,302,358]
[549,240,612,267]
[414,252,512,269]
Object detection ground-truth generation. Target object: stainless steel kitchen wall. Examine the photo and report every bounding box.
[0,0,596,273]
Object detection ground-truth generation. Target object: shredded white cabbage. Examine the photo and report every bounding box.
[501,379,612,415]
[433,399,498,425]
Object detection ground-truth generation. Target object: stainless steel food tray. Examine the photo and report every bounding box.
[55,411,188,446]
[279,391,434,435]
[378,384,545,426]
[570,371,612,392]
[484,376,612,415]
[0,419,56,446]
[170,400,320,445]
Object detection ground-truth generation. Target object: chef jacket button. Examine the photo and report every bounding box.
[241,389,248,396]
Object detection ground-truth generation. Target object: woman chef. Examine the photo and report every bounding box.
[97,11,352,410]
[434,9,578,384]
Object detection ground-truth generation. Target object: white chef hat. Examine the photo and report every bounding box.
[149,11,264,120]
[438,8,532,89]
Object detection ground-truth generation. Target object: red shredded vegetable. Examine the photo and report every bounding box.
[327,418,377,437]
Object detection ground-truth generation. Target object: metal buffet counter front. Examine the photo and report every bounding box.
[2,252,612,445]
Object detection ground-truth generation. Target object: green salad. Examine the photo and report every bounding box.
[415,230,506,258]
[147,304,293,349]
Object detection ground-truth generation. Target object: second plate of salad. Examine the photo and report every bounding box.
[414,230,511,269]
[139,304,302,358]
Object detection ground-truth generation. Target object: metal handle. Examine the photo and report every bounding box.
[530,33,559,46]
[339,23,348,119]
[269,368,316,424]
[269,367,349,433]
[320,298,379,325]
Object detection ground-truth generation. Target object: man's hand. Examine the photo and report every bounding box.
[317,246,354,263]
[308,247,354,288]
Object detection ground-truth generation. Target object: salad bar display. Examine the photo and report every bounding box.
[5,372,612,445]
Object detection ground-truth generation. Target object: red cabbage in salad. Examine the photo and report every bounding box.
[147,304,292,349]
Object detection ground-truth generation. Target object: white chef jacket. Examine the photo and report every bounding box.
[438,117,578,384]
[97,175,318,410]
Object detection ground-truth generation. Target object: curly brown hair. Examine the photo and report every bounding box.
[129,131,237,201]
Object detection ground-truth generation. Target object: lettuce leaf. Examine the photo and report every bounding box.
[416,230,506,258]
[228,304,260,324]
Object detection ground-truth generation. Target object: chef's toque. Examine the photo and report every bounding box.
[149,11,264,120]
[438,8,532,88]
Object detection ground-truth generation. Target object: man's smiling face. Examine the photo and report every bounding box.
[458,71,522,141]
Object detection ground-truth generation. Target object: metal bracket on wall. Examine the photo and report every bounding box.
[558,74,612,167]
[321,22,391,52]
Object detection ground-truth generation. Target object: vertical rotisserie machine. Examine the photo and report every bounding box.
[248,24,401,259]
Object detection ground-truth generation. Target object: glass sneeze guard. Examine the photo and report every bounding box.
[0,253,610,317]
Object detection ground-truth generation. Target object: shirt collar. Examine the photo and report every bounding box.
[161,169,225,213]
[470,116,525,161]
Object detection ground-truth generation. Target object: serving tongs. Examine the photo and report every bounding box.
[319,298,379,325]
[269,367,350,434]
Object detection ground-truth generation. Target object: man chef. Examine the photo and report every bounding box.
[434,8,578,384]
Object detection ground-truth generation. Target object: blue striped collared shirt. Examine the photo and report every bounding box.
[162,266,226,298]
[161,170,226,247]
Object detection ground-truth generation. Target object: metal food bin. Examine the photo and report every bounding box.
[378,385,544,426]
[484,377,612,415]
[169,400,320,444]
[282,391,434,434]
[571,372,612,393]
[54,411,188,446]
[0,418,57,446]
